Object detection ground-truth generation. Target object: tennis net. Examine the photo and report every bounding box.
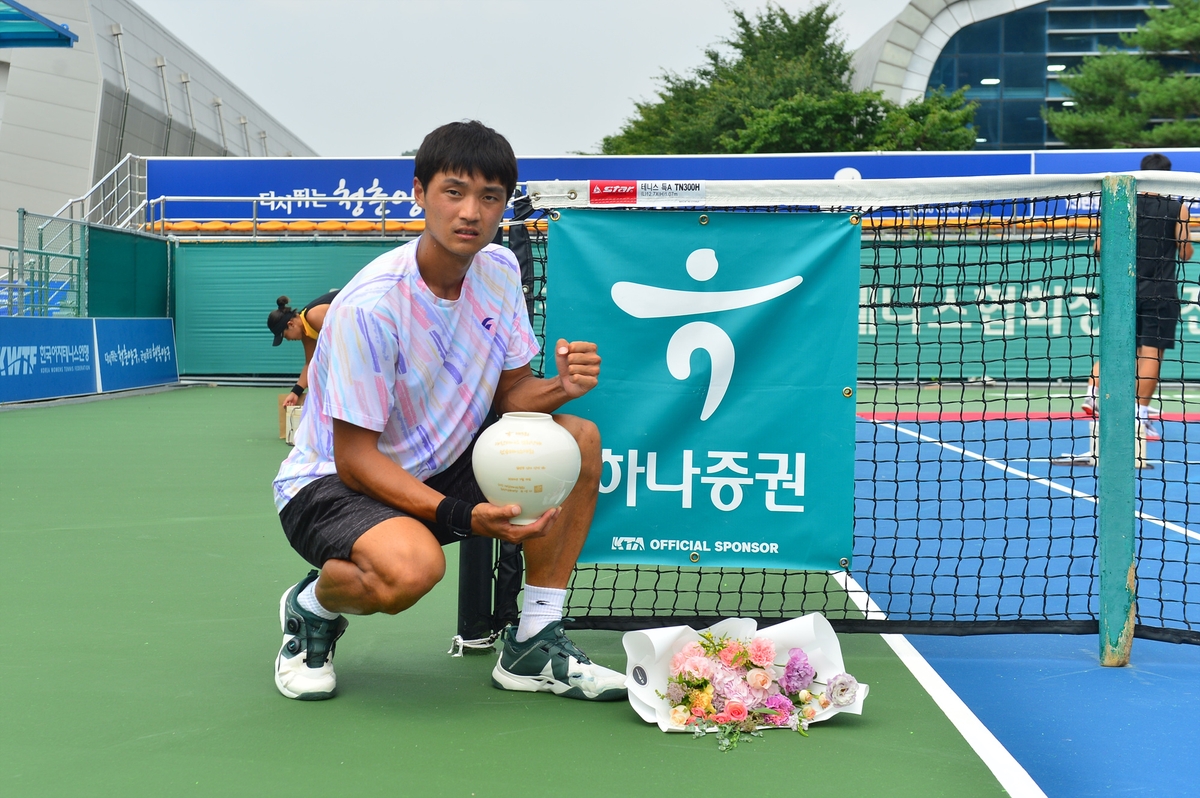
[459,173,1200,649]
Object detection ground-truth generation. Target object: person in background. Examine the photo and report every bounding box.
[1085,153,1193,442]
[267,291,339,406]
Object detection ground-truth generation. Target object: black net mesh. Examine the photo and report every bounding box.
[484,193,1199,644]
[1132,192,1200,642]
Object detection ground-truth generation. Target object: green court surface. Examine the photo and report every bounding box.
[1,388,1010,797]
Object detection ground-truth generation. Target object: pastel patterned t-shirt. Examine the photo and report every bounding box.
[273,240,540,511]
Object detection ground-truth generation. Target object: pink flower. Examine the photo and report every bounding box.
[714,711,732,724]
[692,706,706,718]
[680,656,715,682]
[763,693,794,726]
[669,651,689,677]
[711,664,772,709]
[680,641,705,659]
[748,637,776,667]
[711,665,751,702]
[726,701,748,722]
[745,668,773,690]
[803,706,817,720]
[718,640,745,667]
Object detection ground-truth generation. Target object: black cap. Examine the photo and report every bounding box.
[267,308,296,346]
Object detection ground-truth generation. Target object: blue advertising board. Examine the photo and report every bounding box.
[547,210,860,570]
[145,148,1200,224]
[145,152,1035,222]
[1034,149,1200,174]
[94,318,179,391]
[0,317,97,402]
[0,317,178,403]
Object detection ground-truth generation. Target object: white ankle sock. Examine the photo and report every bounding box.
[298,580,339,619]
[516,585,566,642]
[1087,385,1097,400]
[1137,404,1150,422]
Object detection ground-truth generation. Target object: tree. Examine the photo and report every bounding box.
[600,3,977,154]
[1045,0,1200,147]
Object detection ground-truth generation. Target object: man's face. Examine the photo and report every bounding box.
[413,170,508,262]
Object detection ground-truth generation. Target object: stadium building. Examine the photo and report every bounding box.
[0,0,315,246]
[852,0,1177,150]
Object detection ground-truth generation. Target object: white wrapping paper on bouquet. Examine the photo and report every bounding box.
[622,614,869,732]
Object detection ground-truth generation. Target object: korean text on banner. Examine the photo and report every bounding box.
[94,318,179,392]
[546,210,860,569]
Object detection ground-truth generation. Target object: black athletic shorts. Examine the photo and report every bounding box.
[1136,298,1180,351]
[278,424,489,568]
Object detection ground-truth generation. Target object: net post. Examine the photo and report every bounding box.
[457,535,494,642]
[1097,173,1138,667]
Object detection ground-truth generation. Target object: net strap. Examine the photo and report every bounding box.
[527,171,1200,209]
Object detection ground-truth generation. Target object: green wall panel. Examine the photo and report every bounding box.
[172,237,1200,381]
[173,240,402,375]
[88,227,169,317]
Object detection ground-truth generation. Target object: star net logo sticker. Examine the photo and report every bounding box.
[589,180,638,205]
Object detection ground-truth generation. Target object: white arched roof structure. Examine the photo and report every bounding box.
[851,0,1048,104]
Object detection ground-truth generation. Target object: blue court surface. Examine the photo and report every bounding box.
[855,418,1200,631]
[853,414,1200,796]
[909,633,1200,797]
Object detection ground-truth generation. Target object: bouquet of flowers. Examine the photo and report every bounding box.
[664,631,859,750]
[623,615,868,751]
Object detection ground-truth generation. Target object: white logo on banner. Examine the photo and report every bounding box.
[0,346,37,376]
[610,249,802,420]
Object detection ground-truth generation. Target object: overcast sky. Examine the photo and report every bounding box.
[132,0,910,157]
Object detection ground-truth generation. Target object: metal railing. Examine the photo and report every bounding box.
[10,210,89,317]
[1,245,18,316]
[54,154,147,228]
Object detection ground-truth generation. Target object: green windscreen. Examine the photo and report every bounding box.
[88,227,170,317]
[173,239,402,375]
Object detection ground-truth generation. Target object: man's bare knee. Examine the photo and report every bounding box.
[350,520,447,614]
[365,551,445,614]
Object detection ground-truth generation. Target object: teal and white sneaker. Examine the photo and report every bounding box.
[274,570,348,701]
[491,621,627,701]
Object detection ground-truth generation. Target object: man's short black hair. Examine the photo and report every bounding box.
[414,121,518,199]
[1141,153,1172,171]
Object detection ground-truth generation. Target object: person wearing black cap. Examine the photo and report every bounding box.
[267,291,339,407]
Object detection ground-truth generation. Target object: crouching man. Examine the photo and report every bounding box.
[271,120,625,703]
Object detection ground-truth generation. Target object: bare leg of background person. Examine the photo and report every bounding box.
[1136,345,1164,410]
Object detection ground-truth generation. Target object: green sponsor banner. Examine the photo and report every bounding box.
[547,210,860,569]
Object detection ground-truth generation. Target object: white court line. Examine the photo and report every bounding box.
[877,421,1200,544]
[829,571,1047,798]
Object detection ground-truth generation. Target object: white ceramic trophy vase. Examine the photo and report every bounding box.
[472,412,582,525]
